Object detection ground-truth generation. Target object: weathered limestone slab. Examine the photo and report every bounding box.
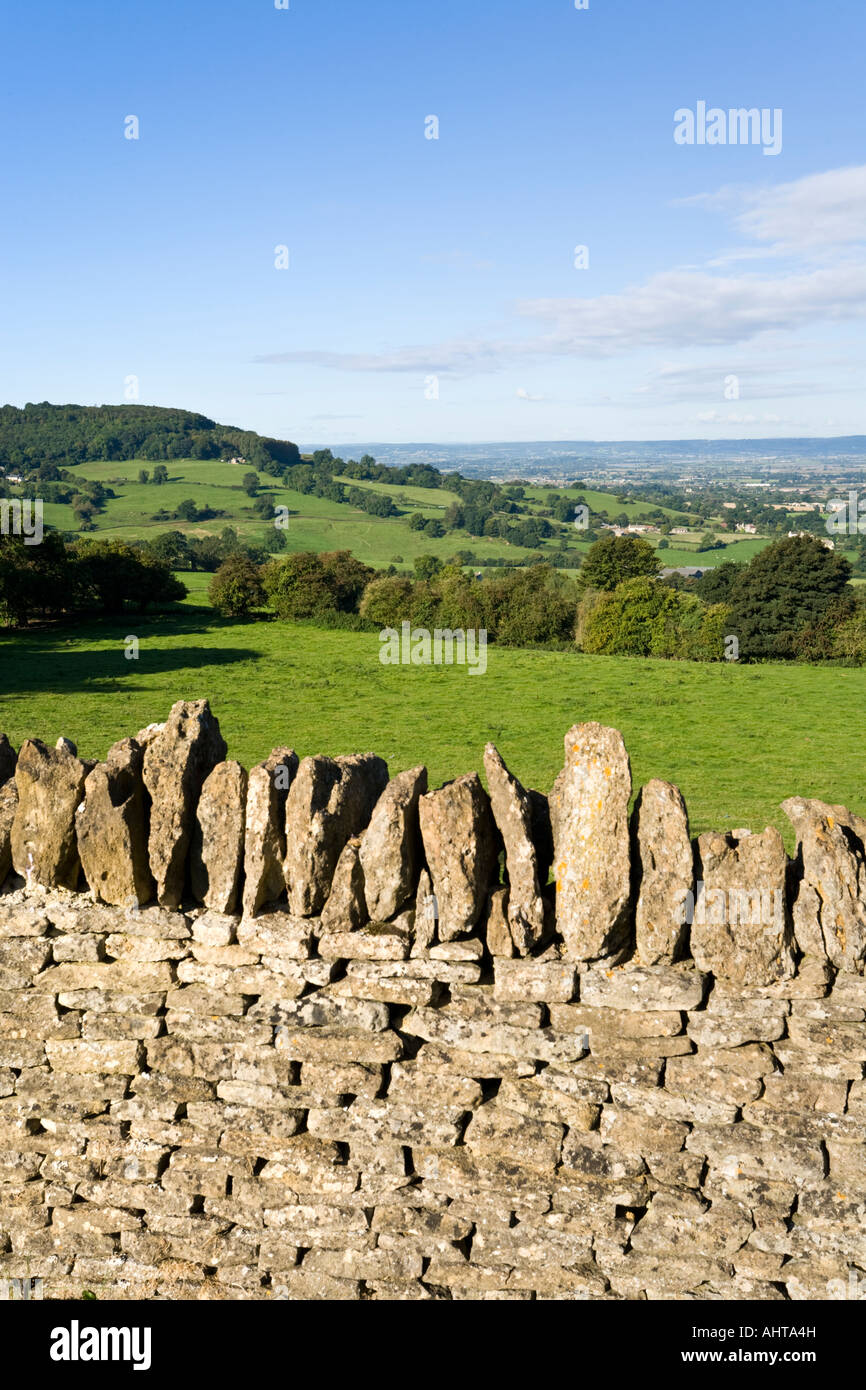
[632,779,693,965]
[76,738,153,907]
[233,911,315,959]
[345,958,481,984]
[665,1045,775,1108]
[0,779,18,886]
[359,766,427,921]
[579,962,707,1012]
[446,983,542,1029]
[782,797,866,975]
[483,886,514,957]
[142,700,227,908]
[411,868,438,956]
[685,1123,825,1183]
[773,1039,864,1082]
[430,937,483,962]
[317,926,411,961]
[273,1026,403,1064]
[419,774,497,941]
[320,838,367,932]
[483,744,545,954]
[494,959,576,1004]
[761,1073,848,1114]
[549,722,632,963]
[610,1080,738,1126]
[284,754,388,916]
[497,1075,600,1130]
[599,1105,689,1156]
[11,738,89,890]
[629,1191,752,1259]
[692,828,794,986]
[464,1104,564,1171]
[401,1006,589,1065]
[190,760,247,913]
[309,1095,463,1148]
[241,748,297,918]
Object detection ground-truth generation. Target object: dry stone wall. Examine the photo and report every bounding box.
[0,699,864,1301]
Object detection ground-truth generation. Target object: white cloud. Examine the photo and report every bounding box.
[685,164,866,255]
[256,165,866,383]
[627,349,859,405]
[517,263,866,352]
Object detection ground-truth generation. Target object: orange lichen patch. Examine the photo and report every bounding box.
[827,816,835,829]
[604,767,611,778]
[836,1192,846,1202]
[581,878,590,891]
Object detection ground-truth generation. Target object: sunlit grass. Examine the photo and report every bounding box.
[1,607,862,847]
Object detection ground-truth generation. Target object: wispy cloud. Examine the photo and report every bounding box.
[684,163,866,256]
[255,165,866,380]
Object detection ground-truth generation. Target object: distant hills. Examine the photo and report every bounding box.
[331,437,866,482]
[2,404,865,487]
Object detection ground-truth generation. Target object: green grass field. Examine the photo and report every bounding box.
[46,459,585,570]
[2,607,862,846]
[50,457,818,574]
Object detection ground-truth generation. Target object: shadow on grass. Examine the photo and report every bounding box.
[0,612,264,696]
[0,646,261,696]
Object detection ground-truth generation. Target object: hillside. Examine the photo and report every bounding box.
[0,404,801,575]
[0,402,301,474]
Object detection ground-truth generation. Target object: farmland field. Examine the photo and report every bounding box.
[41,458,580,569]
[40,457,830,573]
[9,447,861,850]
[1,606,861,848]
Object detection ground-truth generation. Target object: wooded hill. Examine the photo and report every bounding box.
[0,403,302,474]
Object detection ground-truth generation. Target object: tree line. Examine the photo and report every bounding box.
[0,534,186,627]
[4,513,865,666]
[203,532,866,664]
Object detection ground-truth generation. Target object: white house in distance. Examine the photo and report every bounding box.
[789,530,834,550]
[601,522,659,537]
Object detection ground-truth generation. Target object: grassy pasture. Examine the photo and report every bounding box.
[1,607,862,847]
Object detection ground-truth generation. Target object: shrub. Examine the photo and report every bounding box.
[580,577,726,660]
[208,554,265,617]
[577,535,660,592]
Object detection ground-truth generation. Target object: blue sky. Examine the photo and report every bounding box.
[2,0,865,445]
